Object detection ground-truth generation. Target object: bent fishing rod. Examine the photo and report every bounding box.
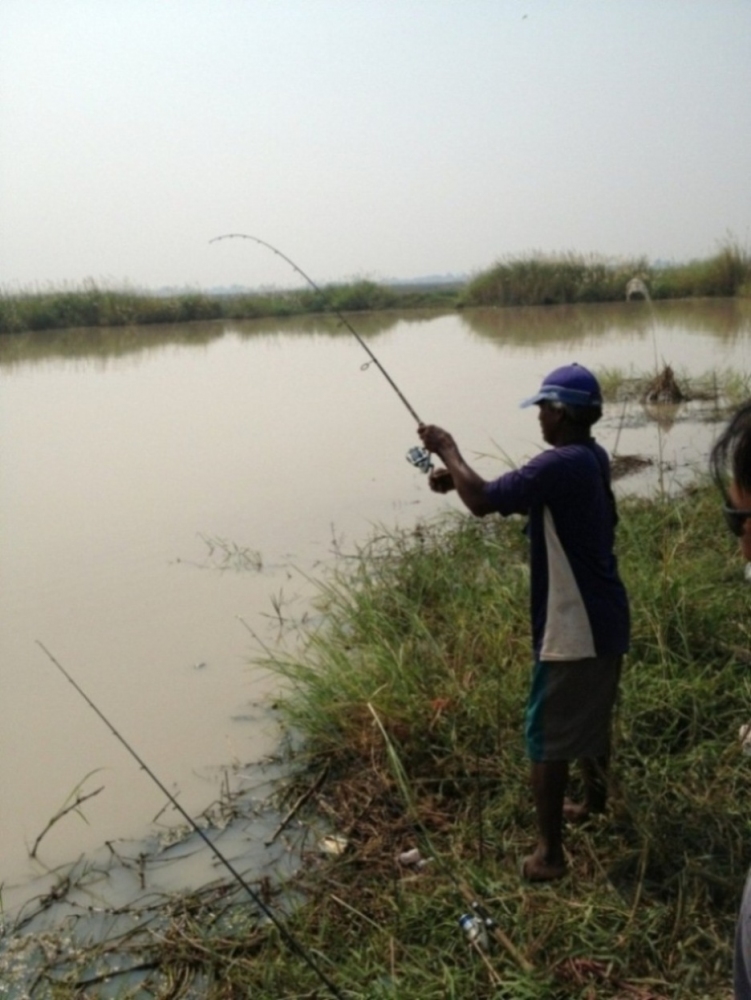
[209,233,432,473]
[36,641,347,1000]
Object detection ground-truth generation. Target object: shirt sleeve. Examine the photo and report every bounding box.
[482,452,556,516]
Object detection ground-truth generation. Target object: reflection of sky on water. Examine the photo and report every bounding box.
[1,300,748,918]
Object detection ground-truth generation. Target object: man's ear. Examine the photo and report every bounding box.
[552,407,567,426]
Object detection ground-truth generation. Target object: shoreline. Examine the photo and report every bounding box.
[2,241,750,336]
[3,469,750,998]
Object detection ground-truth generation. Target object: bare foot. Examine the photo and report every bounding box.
[563,797,608,824]
[563,798,591,824]
[521,850,566,882]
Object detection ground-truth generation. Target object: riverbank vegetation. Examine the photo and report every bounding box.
[0,278,458,335]
[459,239,751,309]
[4,474,750,998]
[255,483,750,999]
[1,240,749,335]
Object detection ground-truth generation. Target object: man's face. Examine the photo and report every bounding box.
[537,400,563,445]
[728,481,751,561]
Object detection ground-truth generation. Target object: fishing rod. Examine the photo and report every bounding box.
[36,641,347,1000]
[209,233,432,473]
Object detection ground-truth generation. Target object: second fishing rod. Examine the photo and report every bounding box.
[210,233,433,474]
[37,641,347,1000]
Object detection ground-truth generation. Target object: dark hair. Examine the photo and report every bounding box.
[710,399,751,495]
[560,403,602,429]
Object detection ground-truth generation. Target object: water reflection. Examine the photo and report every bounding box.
[459,298,751,346]
[2,298,749,371]
[0,310,420,369]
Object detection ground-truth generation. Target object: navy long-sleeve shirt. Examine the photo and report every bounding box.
[483,440,630,660]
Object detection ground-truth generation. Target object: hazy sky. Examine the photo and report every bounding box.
[2,1,750,291]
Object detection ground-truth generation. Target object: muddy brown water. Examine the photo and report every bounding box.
[1,299,749,921]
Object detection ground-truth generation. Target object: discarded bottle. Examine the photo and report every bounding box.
[458,913,488,950]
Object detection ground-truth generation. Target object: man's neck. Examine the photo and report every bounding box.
[553,429,592,447]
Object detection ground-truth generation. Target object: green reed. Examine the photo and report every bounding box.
[0,283,228,333]
[596,366,751,409]
[460,239,751,309]
[0,279,454,335]
[247,483,750,999]
[2,238,749,336]
[652,239,751,300]
[4,482,749,997]
[459,252,650,307]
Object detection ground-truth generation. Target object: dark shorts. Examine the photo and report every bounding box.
[525,655,622,762]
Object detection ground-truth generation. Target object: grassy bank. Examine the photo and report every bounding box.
[459,240,751,308]
[0,279,458,335]
[1,240,750,334]
[7,480,749,997]
[251,485,750,999]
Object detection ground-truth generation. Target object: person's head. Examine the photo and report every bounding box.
[521,363,603,444]
[710,400,751,560]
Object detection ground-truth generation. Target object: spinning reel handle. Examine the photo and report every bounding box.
[406,446,433,474]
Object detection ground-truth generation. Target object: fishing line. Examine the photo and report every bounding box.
[36,641,347,1000]
[209,233,432,473]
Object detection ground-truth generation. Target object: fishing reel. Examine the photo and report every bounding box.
[406,446,433,474]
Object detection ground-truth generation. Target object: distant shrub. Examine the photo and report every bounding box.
[653,241,751,299]
[460,252,649,307]
[174,294,223,322]
[327,280,398,312]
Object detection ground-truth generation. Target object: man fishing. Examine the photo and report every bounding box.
[418,363,630,881]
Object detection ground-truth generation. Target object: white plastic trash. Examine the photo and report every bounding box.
[397,848,422,866]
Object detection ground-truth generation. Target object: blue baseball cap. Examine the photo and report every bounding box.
[520,363,602,408]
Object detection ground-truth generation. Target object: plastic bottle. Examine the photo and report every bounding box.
[458,913,488,950]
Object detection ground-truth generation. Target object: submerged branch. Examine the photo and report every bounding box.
[30,785,104,859]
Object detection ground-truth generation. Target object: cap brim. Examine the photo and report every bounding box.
[520,386,602,408]
[519,392,545,408]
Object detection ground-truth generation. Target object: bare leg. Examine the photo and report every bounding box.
[523,760,568,881]
[563,755,609,822]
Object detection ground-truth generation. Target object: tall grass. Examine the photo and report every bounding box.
[459,252,650,307]
[0,279,447,335]
[460,239,751,309]
[251,485,750,999]
[2,239,750,335]
[653,240,751,300]
[0,283,227,333]
[3,484,750,997]
[595,365,751,410]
